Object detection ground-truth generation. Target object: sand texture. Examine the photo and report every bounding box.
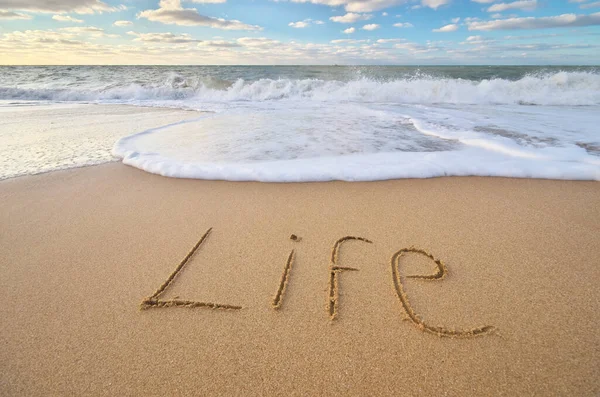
[1,164,599,396]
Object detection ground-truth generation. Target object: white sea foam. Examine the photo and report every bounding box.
[1,72,600,106]
[113,103,600,182]
[2,68,599,181]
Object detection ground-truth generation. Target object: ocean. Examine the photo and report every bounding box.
[1,65,599,181]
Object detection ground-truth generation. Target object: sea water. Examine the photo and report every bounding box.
[1,65,599,181]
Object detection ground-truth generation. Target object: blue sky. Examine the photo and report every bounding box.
[0,0,599,64]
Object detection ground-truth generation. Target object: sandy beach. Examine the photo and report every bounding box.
[1,162,599,396]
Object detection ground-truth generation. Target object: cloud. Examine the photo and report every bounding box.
[433,23,458,32]
[331,38,369,43]
[376,38,406,42]
[488,0,537,12]
[198,40,241,47]
[52,15,84,23]
[113,20,132,26]
[467,12,600,30]
[1,26,119,47]
[362,23,379,30]
[0,9,31,19]
[1,25,597,65]
[470,0,494,2]
[503,33,558,39]
[287,0,406,13]
[0,0,125,14]
[1,29,86,46]
[138,0,262,30]
[421,0,451,9]
[289,20,309,28]
[329,12,372,23]
[128,31,201,43]
[393,22,413,27]
[581,1,600,8]
[343,27,356,33]
[393,40,443,53]
[236,37,280,47]
[460,35,495,44]
[58,26,119,38]
[382,11,388,15]
[289,18,324,27]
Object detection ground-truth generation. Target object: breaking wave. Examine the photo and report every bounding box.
[1,71,599,106]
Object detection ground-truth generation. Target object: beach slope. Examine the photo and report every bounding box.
[1,164,599,396]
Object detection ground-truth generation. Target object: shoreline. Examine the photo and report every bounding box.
[3,103,598,183]
[1,162,599,395]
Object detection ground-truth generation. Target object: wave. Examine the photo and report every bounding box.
[111,105,600,182]
[1,71,599,106]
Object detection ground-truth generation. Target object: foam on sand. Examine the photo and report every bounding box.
[113,104,600,181]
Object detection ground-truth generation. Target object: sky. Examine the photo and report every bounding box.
[0,0,598,65]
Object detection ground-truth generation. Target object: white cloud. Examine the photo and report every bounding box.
[59,26,119,38]
[468,12,600,30]
[0,9,31,19]
[128,31,201,43]
[421,0,450,9]
[433,23,458,32]
[138,0,262,30]
[288,0,407,13]
[451,17,460,23]
[2,25,598,65]
[376,38,406,42]
[343,27,356,33]
[488,0,537,12]
[331,38,369,44]
[362,23,380,30]
[289,18,324,27]
[503,33,559,39]
[198,40,241,48]
[393,22,413,27]
[581,1,600,8]
[329,12,372,23]
[461,35,495,44]
[382,11,388,16]
[52,15,84,23]
[470,0,495,3]
[1,29,87,45]
[113,20,132,26]
[289,20,310,28]
[393,40,443,53]
[0,0,125,14]
[60,26,105,33]
[465,35,483,41]
[236,37,280,47]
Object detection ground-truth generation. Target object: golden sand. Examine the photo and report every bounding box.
[1,163,599,396]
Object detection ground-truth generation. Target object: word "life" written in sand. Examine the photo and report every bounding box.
[141,228,495,338]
